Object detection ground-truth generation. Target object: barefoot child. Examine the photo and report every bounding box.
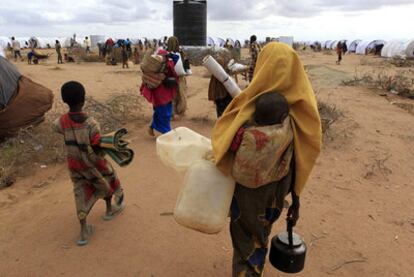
[53,81,125,246]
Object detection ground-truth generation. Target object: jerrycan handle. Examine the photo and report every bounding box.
[287,219,294,247]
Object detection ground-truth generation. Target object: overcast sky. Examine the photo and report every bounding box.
[0,0,413,41]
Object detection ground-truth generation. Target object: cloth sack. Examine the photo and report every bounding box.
[232,117,294,188]
[212,43,322,196]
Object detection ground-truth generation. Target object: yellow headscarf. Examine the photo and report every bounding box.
[212,42,322,196]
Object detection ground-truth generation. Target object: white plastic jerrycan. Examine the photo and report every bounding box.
[156,127,212,172]
[174,160,236,234]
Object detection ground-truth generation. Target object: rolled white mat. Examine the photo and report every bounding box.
[203,55,241,98]
[202,55,229,83]
[223,77,241,98]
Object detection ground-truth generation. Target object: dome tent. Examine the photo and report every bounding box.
[404,40,414,58]
[216,37,226,47]
[0,37,11,58]
[206,36,215,46]
[356,40,386,55]
[0,56,53,139]
[347,39,361,53]
[323,40,332,49]
[330,40,339,49]
[381,39,414,58]
[0,56,21,108]
[14,37,29,49]
[381,40,406,58]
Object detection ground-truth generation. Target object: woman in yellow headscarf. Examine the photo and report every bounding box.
[212,42,321,276]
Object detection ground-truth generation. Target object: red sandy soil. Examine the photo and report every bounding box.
[0,50,413,276]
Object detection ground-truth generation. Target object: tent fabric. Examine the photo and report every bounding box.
[404,40,414,58]
[216,38,226,47]
[0,37,11,58]
[381,40,414,58]
[356,40,386,55]
[348,39,362,52]
[381,40,406,58]
[324,40,332,49]
[0,56,22,108]
[0,76,53,139]
[207,37,215,46]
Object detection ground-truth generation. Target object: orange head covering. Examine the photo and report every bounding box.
[212,42,322,195]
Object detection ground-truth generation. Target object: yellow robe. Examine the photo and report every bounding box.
[212,42,322,195]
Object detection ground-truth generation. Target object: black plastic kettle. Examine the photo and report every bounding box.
[269,219,307,273]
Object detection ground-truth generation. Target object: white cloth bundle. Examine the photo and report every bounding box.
[228,59,249,74]
[202,55,241,98]
[173,52,187,76]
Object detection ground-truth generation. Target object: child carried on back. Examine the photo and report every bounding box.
[229,92,295,275]
[231,92,294,187]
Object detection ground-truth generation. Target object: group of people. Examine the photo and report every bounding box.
[52,32,321,276]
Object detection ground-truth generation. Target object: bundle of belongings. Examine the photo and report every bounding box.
[0,56,53,139]
[227,59,249,74]
[28,50,50,64]
[141,53,168,89]
[99,128,134,167]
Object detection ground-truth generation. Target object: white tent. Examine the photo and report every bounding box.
[279,36,294,47]
[323,40,331,49]
[28,37,52,48]
[61,37,72,48]
[381,40,406,58]
[206,37,226,47]
[216,37,226,47]
[355,40,386,55]
[403,40,414,58]
[0,37,10,58]
[207,36,215,46]
[381,39,414,58]
[15,37,29,48]
[330,40,339,49]
[90,35,106,48]
[348,39,361,53]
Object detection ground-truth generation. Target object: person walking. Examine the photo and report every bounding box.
[11,37,22,61]
[212,42,322,276]
[84,36,91,54]
[336,41,343,65]
[55,40,63,64]
[249,35,261,82]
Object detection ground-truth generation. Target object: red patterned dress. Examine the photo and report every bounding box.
[53,112,123,220]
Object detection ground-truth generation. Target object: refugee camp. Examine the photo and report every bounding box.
[0,0,413,276]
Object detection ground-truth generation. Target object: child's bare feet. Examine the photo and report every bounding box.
[77,224,95,246]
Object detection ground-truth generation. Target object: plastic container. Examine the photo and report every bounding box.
[174,160,235,234]
[156,127,212,172]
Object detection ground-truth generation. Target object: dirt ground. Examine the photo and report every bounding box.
[0,49,413,277]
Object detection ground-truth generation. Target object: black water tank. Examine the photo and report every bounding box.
[173,0,207,46]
